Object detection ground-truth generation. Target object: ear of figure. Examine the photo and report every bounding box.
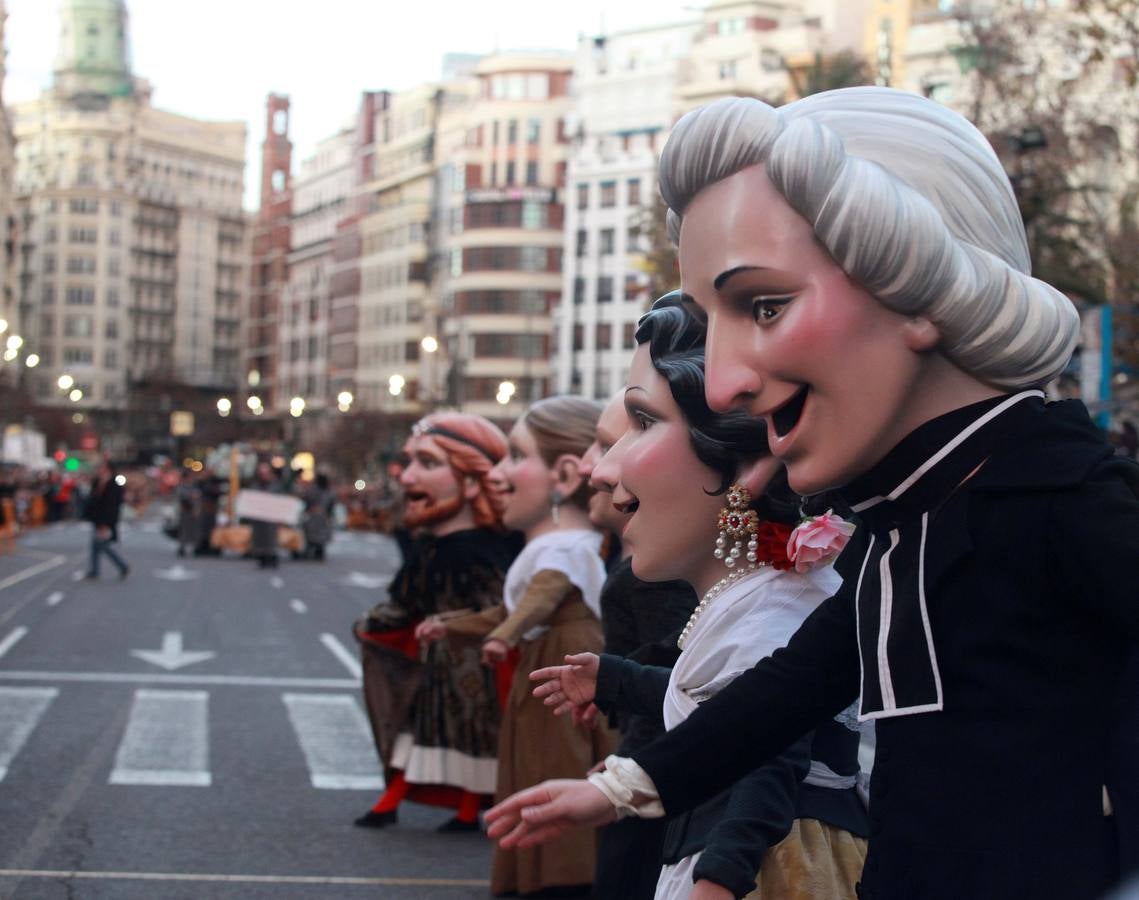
[902,317,941,353]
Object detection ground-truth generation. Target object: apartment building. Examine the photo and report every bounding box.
[11,0,247,410]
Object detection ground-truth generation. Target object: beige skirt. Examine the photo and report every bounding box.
[746,818,867,900]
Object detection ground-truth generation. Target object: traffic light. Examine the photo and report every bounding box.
[64,457,80,472]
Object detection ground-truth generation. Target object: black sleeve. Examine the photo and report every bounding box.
[692,732,813,898]
[595,654,671,722]
[633,587,860,815]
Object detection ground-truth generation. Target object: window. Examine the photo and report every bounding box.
[623,322,637,349]
[69,198,98,214]
[600,181,617,207]
[69,227,97,243]
[520,246,546,271]
[44,225,57,244]
[573,323,584,351]
[719,60,737,80]
[577,183,589,210]
[66,286,96,305]
[525,161,539,187]
[522,201,547,229]
[111,200,122,216]
[627,178,641,206]
[597,276,614,303]
[67,256,96,274]
[526,119,540,144]
[492,121,499,146]
[42,283,56,304]
[104,349,118,369]
[40,313,54,336]
[507,120,518,144]
[106,287,119,307]
[63,347,93,365]
[105,319,118,339]
[43,254,56,274]
[576,229,587,257]
[600,229,615,255]
[573,277,585,305]
[595,323,612,350]
[63,314,94,337]
[505,161,516,185]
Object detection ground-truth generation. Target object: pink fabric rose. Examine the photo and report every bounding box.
[786,509,856,573]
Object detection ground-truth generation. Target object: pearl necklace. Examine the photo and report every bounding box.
[677,562,769,650]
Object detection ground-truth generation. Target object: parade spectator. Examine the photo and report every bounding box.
[353,414,521,832]
[486,89,1139,899]
[175,470,198,557]
[248,462,281,569]
[419,396,616,896]
[301,473,335,561]
[82,460,129,580]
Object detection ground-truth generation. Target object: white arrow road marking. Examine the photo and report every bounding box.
[289,599,307,614]
[0,686,58,781]
[130,632,216,671]
[109,689,210,786]
[319,633,361,679]
[0,627,29,661]
[282,694,384,790]
[343,572,388,589]
[46,592,64,607]
[71,570,85,582]
[269,576,285,589]
[0,555,67,592]
[153,564,199,582]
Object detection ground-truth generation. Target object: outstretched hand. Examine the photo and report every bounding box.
[530,652,600,717]
[414,618,447,643]
[484,779,618,849]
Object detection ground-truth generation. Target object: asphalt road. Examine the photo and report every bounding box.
[0,511,494,899]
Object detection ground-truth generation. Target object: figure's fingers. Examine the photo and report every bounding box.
[532,680,560,699]
[530,665,567,682]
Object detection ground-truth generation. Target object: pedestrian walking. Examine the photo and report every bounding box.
[83,461,129,580]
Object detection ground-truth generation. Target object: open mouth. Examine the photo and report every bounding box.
[771,386,809,438]
[405,490,430,503]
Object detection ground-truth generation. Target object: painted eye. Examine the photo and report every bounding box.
[751,296,793,324]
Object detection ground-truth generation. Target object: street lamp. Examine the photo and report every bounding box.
[58,374,74,391]
[388,374,405,397]
[289,396,305,418]
[0,318,7,334]
[68,388,83,402]
[247,395,264,416]
[217,397,232,417]
[25,354,39,368]
[421,335,439,354]
[2,349,15,362]
[336,390,353,413]
[496,380,516,406]
[247,369,261,387]
[5,334,21,351]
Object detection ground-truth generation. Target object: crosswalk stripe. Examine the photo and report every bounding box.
[281,693,383,790]
[0,687,59,781]
[109,690,211,787]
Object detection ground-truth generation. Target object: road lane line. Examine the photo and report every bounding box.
[282,694,384,790]
[0,869,489,887]
[0,627,28,661]
[46,592,64,607]
[109,690,211,787]
[70,570,84,582]
[0,671,359,689]
[269,575,284,589]
[320,633,362,679]
[0,687,59,781]
[289,598,308,614]
[0,555,67,592]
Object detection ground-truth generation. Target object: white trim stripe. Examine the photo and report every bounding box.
[852,390,1044,513]
[876,530,901,711]
[853,535,875,718]
[0,627,28,661]
[0,671,358,689]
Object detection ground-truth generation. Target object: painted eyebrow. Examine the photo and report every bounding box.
[624,386,647,395]
[713,265,768,291]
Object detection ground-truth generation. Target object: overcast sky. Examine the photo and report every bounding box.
[4,0,697,208]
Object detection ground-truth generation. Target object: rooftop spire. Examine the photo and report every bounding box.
[54,0,133,103]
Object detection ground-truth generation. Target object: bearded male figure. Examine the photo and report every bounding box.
[353,412,522,832]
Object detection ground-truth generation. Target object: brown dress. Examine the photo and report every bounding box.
[448,569,618,896]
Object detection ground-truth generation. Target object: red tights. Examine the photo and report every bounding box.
[369,772,481,823]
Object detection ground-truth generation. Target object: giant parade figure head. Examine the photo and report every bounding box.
[399,412,509,535]
[662,87,1079,494]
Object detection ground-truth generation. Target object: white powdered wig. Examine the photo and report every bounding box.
[660,88,1079,389]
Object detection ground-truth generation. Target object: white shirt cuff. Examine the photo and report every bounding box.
[586,755,665,819]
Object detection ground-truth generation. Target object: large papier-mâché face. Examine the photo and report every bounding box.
[679,164,939,495]
[579,392,631,535]
[399,433,464,531]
